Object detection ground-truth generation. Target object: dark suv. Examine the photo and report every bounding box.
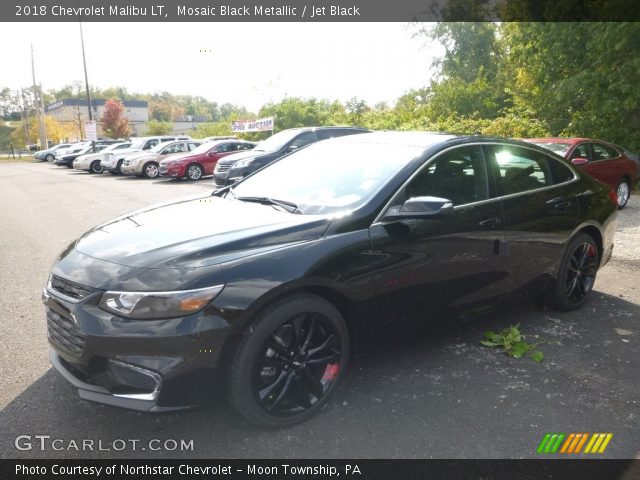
[212,126,369,187]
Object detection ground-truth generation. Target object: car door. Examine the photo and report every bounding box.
[586,142,623,188]
[366,145,507,340]
[484,143,580,295]
[204,142,234,175]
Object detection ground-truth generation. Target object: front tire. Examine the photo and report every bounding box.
[89,160,103,174]
[228,294,349,428]
[616,179,630,210]
[186,163,203,181]
[142,162,159,178]
[549,233,599,311]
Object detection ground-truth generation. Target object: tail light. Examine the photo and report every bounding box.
[608,189,618,206]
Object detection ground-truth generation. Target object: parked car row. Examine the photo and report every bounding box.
[38,131,639,208]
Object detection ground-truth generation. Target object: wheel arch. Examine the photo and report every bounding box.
[574,223,604,266]
[220,282,361,368]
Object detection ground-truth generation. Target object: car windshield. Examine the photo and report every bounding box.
[150,142,174,153]
[191,142,220,155]
[230,140,425,215]
[252,130,303,152]
[103,143,131,153]
[529,142,572,156]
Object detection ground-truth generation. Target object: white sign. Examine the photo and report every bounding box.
[85,121,97,141]
[231,117,274,133]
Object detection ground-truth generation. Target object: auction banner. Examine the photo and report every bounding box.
[232,117,274,133]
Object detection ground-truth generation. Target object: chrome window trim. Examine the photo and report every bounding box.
[372,141,580,225]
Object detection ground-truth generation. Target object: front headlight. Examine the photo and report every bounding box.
[234,158,254,169]
[98,284,224,319]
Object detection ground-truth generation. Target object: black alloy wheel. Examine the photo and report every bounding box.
[229,294,349,427]
[89,160,103,174]
[186,163,203,181]
[550,233,599,311]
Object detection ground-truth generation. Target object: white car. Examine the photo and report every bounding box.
[120,140,201,178]
[101,135,192,175]
[54,142,91,160]
[73,142,133,173]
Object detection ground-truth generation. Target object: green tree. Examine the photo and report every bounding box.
[145,120,173,135]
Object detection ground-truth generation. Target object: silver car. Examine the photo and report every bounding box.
[120,140,201,178]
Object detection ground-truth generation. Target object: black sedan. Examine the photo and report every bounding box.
[44,132,618,427]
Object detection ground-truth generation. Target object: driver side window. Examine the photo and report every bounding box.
[404,146,489,206]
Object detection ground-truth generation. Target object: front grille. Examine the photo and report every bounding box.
[47,307,86,357]
[49,275,95,301]
[215,164,231,173]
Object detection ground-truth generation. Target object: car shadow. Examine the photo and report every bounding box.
[1,291,638,459]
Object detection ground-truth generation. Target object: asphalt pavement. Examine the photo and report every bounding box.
[0,161,638,459]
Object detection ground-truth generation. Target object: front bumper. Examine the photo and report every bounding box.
[120,163,143,175]
[159,164,185,178]
[43,281,232,410]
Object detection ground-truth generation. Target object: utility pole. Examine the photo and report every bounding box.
[20,88,30,146]
[30,44,48,150]
[79,22,96,149]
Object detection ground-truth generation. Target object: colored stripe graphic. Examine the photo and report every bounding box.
[539,433,613,454]
[584,433,613,454]
[537,433,565,453]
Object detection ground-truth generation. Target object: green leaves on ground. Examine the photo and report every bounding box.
[481,324,545,363]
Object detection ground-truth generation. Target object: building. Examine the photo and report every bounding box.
[45,99,149,138]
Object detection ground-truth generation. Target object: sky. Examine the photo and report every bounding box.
[0,22,440,112]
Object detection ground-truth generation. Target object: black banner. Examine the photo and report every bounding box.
[1,460,639,480]
[4,0,640,22]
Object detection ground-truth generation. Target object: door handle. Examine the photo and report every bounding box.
[479,217,502,228]
[546,196,571,211]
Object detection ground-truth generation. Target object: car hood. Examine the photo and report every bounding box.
[75,194,330,269]
[160,152,194,164]
[217,149,272,165]
[127,152,160,162]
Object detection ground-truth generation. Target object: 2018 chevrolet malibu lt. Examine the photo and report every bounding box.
[159,139,256,181]
[526,137,638,209]
[44,132,618,427]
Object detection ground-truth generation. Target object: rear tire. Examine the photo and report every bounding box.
[89,160,103,174]
[548,233,599,311]
[186,163,203,181]
[616,179,630,210]
[228,294,349,428]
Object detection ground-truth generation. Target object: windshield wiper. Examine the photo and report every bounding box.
[236,196,300,214]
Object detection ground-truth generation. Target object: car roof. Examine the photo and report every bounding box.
[527,137,590,144]
[281,126,371,133]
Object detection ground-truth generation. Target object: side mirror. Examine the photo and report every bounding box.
[571,157,589,165]
[287,145,299,153]
[385,196,454,220]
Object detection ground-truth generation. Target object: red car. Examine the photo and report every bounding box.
[526,137,639,209]
[159,139,256,181]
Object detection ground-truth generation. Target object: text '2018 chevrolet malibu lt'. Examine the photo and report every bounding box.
[44,132,618,427]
